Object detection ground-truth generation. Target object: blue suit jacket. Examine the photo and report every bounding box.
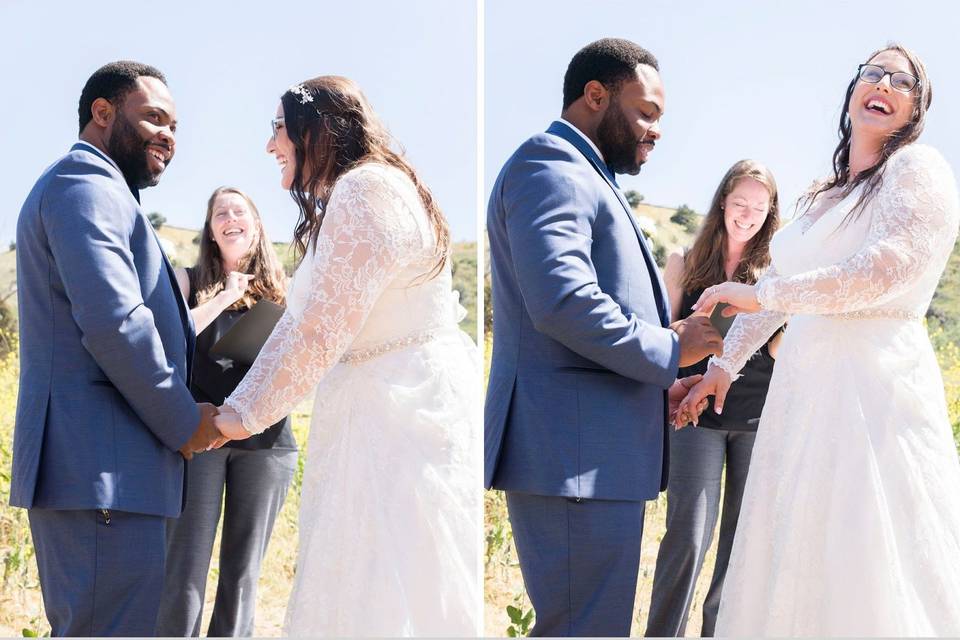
[10,143,199,518]
[485,121,680,502]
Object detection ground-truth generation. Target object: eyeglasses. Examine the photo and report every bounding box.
[270,117,285,139]
[857,64,919,93]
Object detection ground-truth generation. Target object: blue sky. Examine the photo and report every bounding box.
[4,2,958,248]
[485,0,960,222]
[0,0,477,246]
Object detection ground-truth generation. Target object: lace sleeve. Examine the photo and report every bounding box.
[709,270,789,380]
[756,145,959,315]
[223,166,422,433]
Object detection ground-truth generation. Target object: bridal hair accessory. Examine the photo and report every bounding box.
[289,83,314,104]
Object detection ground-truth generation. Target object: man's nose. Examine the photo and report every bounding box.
[156,126,175,148]
[646,119,661,139]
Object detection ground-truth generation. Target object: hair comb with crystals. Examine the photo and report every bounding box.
[289,83,314,104]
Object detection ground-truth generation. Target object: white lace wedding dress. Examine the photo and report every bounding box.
[223,163,480,636]
[710,144,960,636]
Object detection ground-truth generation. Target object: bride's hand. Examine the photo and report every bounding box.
[675,364,732,428]
[692,282,760,317]
[668,374,704,426]
[213,405,253,441]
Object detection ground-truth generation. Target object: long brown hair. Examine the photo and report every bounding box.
[280,76,449,278]
[194,186,287,310]
[681,160,781,293]
[802,43,933,222]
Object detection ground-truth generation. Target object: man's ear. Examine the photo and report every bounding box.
[582,80,609,113]
[89,97,115,128]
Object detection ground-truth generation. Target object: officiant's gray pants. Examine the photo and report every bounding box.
[157,447,297,637]
[644,427,755,637]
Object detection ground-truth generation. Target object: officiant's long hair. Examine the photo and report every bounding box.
[194,186,287,311]
[681,160,780,294]
[280,76,449,279]
[802,43,932,222]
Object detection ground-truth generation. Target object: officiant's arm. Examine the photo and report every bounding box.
[222,167,420,434]
[502,158,679,389]
[43,175,199,451]
[174,267,253,334]
[754,146,957,316]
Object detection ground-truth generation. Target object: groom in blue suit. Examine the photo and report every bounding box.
[11,62,222,636]
[485,39,722,636]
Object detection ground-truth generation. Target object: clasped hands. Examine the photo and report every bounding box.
[178,403,254,460]
[669,281,760,429]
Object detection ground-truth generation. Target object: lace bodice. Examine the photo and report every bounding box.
[712,144,960,378]
[224,163,462,433]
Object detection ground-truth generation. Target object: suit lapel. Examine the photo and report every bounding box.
[547,122,671,327]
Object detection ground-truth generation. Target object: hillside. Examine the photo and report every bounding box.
[0,226,479,340]
[633,202,699,256]
[929,238,960,343]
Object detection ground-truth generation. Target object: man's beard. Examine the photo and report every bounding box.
[597,99,643,176]
[107,112,166,189]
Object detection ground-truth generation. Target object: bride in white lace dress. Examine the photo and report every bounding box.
[213,77,479,636]
[677,45,960,635]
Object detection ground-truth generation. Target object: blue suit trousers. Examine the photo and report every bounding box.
[29,508,166,636]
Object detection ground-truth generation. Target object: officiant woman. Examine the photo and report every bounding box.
[157,186,298,637]
[645,161,782,636]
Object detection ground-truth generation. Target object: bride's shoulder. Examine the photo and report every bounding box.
[328,163,423,232]
[887,143,953,176]
[336,162,410,192]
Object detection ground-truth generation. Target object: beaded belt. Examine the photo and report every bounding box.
[827,309,922,321]
[339,328,441,364]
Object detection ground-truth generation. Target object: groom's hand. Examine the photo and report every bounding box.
[179,403,221,460]
[670,315,723,367]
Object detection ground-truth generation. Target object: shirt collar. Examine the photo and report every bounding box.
[557,118,604,162]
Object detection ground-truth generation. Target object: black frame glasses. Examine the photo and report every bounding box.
[270,116,285,139]
[857,63,919,93]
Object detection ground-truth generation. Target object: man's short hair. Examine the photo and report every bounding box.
[563,38,659,110]
[78,61,167,134]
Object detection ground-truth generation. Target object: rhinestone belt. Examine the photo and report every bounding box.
[827,309,922,321]
[339,328,441,364]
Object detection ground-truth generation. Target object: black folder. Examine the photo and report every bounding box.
[709,302,736,337]
[209,299,285,366]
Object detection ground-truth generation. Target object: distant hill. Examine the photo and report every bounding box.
[632,202,699,256]
[0,225,478,340]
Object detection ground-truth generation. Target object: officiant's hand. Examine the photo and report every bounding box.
[217,271,256,308]
[221,271,255,306]
[669,375,708,428]
[670,315,723,367]
[675,364,732,428]
[692,282,761,317]
[212,404,253,442]
[180,403,221,460]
